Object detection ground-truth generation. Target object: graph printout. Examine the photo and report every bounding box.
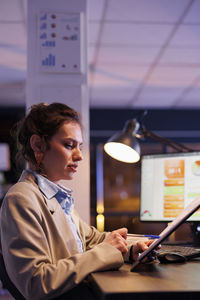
[39,12,81,73]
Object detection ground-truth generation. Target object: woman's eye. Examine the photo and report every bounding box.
[65,144,73,149]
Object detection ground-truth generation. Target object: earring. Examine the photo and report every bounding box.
[34,151,43,166]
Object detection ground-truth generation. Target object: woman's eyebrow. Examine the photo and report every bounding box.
[63,138,83,145]
[63,138,74,142]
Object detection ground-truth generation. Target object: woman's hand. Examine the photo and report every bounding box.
[131,239,158,262]
[103,228,128,255]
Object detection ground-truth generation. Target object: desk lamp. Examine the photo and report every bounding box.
[104,111,193,163]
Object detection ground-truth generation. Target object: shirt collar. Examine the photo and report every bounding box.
[27,169,73,201]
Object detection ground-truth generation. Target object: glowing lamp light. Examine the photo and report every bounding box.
[96,214,105,232]
[104,142,140,163]
[104,119,141,163]
[97,203,104,214]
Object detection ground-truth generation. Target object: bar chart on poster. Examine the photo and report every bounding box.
[39,11,82,74]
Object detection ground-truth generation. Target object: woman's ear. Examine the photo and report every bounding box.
[30,134,45,152]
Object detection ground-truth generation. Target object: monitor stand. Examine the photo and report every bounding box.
[190,222,200,246]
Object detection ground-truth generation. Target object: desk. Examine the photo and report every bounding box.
[89,260,200,300]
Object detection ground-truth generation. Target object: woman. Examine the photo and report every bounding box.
[0,103,154,300]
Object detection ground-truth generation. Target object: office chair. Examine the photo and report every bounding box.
[0,254,25,300]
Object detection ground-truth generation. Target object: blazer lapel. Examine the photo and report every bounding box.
[45,196,59,215]
[49,197,79,255]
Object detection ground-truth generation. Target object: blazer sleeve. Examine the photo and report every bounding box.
[73,211,107,250]
[0,185,124,300]
[75,211,134,262]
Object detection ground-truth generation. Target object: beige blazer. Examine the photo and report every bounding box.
[0,171,124,300]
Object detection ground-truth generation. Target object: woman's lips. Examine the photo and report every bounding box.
[67,165,77,172]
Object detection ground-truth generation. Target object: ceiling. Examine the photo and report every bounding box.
[0,0,200,108]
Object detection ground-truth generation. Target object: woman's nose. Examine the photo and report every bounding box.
[73,147,83,161]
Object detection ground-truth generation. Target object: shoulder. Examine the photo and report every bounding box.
[8,181,37,196]
[6,170,40,198]
[2,171,43,213]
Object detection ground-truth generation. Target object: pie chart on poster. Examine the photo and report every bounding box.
[192,161,200,176]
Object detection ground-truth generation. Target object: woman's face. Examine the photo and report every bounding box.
[42,121,83,182]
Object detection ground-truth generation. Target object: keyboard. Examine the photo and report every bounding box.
[158,244,200,260]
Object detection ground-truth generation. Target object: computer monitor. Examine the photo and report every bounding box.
[140,151,200,222]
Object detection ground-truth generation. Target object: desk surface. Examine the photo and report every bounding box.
[90,260,200,300]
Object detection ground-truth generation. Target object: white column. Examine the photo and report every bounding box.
[26,0,90,223]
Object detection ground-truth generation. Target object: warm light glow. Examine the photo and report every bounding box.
[97,203,104,214]
[104,142,140,163]
[96,214,104,232]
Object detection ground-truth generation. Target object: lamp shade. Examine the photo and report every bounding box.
[104,112,194,163]
[104,119,141,163]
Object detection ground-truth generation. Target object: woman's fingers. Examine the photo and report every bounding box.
[104,229,128,254]
[131,239,159,262]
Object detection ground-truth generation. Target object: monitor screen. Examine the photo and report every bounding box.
[140,151,200,222]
